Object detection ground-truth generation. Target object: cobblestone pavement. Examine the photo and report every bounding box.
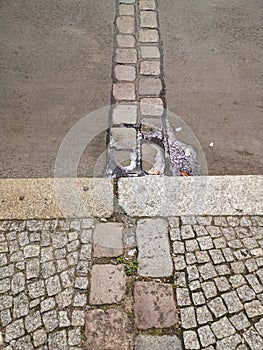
[0,216,262,349]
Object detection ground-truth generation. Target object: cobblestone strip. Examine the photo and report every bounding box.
[171,216,263,350]
[0,219,94,350]
[108,0,168,177]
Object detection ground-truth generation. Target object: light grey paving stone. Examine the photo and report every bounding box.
[243,327,263,350]
[5,319,25,342]
[138,0,156,10]
[197,236,214,250]
[244,300,263,318]
[43,310,59,332]
[89,264,126,305]
[193,225,208,237]
[134,281,177,329]
[229,274,246,289]
[140,46,160,59]
[13,292,29,318]
[113,83,136,101]
[176,287,191,306]
[181,307,197,329]
[237,285,256,301]
[196,305,213,325]
[117,16,135,34]
[93,222,124,258]
[115,65,136,81]
[186,253,197,265]
[170,228,181,241]
[140,97,163,116]
[0,295,13,311]
[116,34,136,47]
[56,287,74,308]
[25,311,42,332]
[202,281,218,299]
[116,48,137,64]
[40,297,55,313]
[208,297,227,318]
[206,226,222,238]
[139,29,159,42]
[245,258,258,272]
[139,11,158,28]
[0,309,11,326]
[136,218,173,277]
[189,280,201,291]
[58,311,70,327]
[213,217,228,227]
[33,328,47,347]
[198,325,216,348]
[216,334,242,350]
[199,263,217,281]
[11,272,25,294]
[13,335,34,350]
[192,291,205,306]
[230,312,251,331]
[112,104,137,124]
[174,271,187,287]
[227,216,240,227]
[214,276,231,292]
[68,328,81,346]
[255,317,263,337]
[173,241,185,254]
[119,4,134,16]
[74,277,89,290]
[71,310,85,326]
[45,275,61,296]
[183,330,200,349]
[246,274,263,293]
[211,317,236,339]
[85,309,129,350]
[222,291,244,314]
[73,292,87,307]
[48,330,67,350]
[138,77,162,96]
[181,225,195,239]
[187,265,199,281]
[135,335,182,350]
[195,251,210,263]
[185,239,199,252]
[209,249,225,264]
[213,237,227,249]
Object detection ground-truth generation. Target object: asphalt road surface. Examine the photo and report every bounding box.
[159,0,263,175]
[0,0,114,178]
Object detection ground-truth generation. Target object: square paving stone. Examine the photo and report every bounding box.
[89,264,126,305]
[85,309,128,350]
[135,335,182,350]
[134,281,178,329]
[93,222,124,258]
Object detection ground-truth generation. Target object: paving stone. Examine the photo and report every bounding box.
[45,275,61,296]
[222,291,243,314]
[136,218,173,277]
[206,226,222,238]
[227,216,240,227]
[243,327,263,350]
[187,265,199,281]
[195,251,210,263]
[48,330,67,350]
[0,309,11,326]
[197,236,214,250]
[13,292,29,318]
[134,281,177,329]
[139,29,159,42]
[170,228,181,241]
[209,249,225,264]
[216,334,242,350]
[181,306,197,329]
[139,0,156,10]
[89,264,126,305]
[85,309,129,350]
[213,217,228,227]
[115,65,136,81]
[113,83,136,101]
[174,271,187,287]
[25,311,42,332]
[117,16,135,34]
[211,317,236,339]
[176,287,191,306]
[198,325,216,347]
[13,335,34,350]
[189,280,201,291]
[183,330,200,349]
[116,34,135,47]
[140,97,163,116]
[116,48,137,64]
[199,263,217,281]
[255,317,263,336]
[138,77,162,96]
[196,305,213,325]
[140,11,158,28]
[193,226,208,237]
[192,291,205,305]
[58,310,70,327]
[43,310,59,332]
[112,104,137,124]
[72,310,85,326]
[214,276,231,292]
[237,284,256,301]
[5,319,25,342]
[181,225,195,239]
[213,237,227,249]
[244,299,263,318]
[201,281,217,299]
[119,4,134,16]
[208,297,227,318]
[33,328,47,347]
[140,45,160,59]
[56,287,74,308]
[135,335,182,350]
[93,222,124,258]
[120,0,135,3]
[246,274,263,293]
[230,312,251,331]
[186,253,197,265]
[73,292,87,307]
[0,295,12,311]
[74,277,89,290]
[68,328,81,346]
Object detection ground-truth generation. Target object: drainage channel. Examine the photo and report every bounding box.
[106,0,200,179]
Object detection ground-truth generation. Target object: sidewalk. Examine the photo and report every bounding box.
[0,214,262,349]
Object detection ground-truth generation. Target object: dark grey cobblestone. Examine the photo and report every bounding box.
[172,215,263,350]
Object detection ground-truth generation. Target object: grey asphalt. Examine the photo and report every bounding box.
[159,0,263,175]
[0,0,115,178]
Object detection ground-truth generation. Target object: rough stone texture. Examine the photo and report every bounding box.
[140,45,160,59]
[139,29,159,42]
[113,83,136,101]
[134,281,178,329]
[112,104,137,124]
[140,97,163,116]
[116,34,136,47]
[135,335,182,350]
[119,4,135,16]
[140,60,160,75]
[140,11,158,28]
[93,222,124,257]
[136,218,173,277]
[116,48,137,64]
[117,16,135,34]
[139,0,156,11]
[138,77,162,96]
[115,64,136,81]
[89,264,126,305]
[85,309,129,350]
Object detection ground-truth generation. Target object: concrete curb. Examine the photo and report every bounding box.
[0,176,262,220]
